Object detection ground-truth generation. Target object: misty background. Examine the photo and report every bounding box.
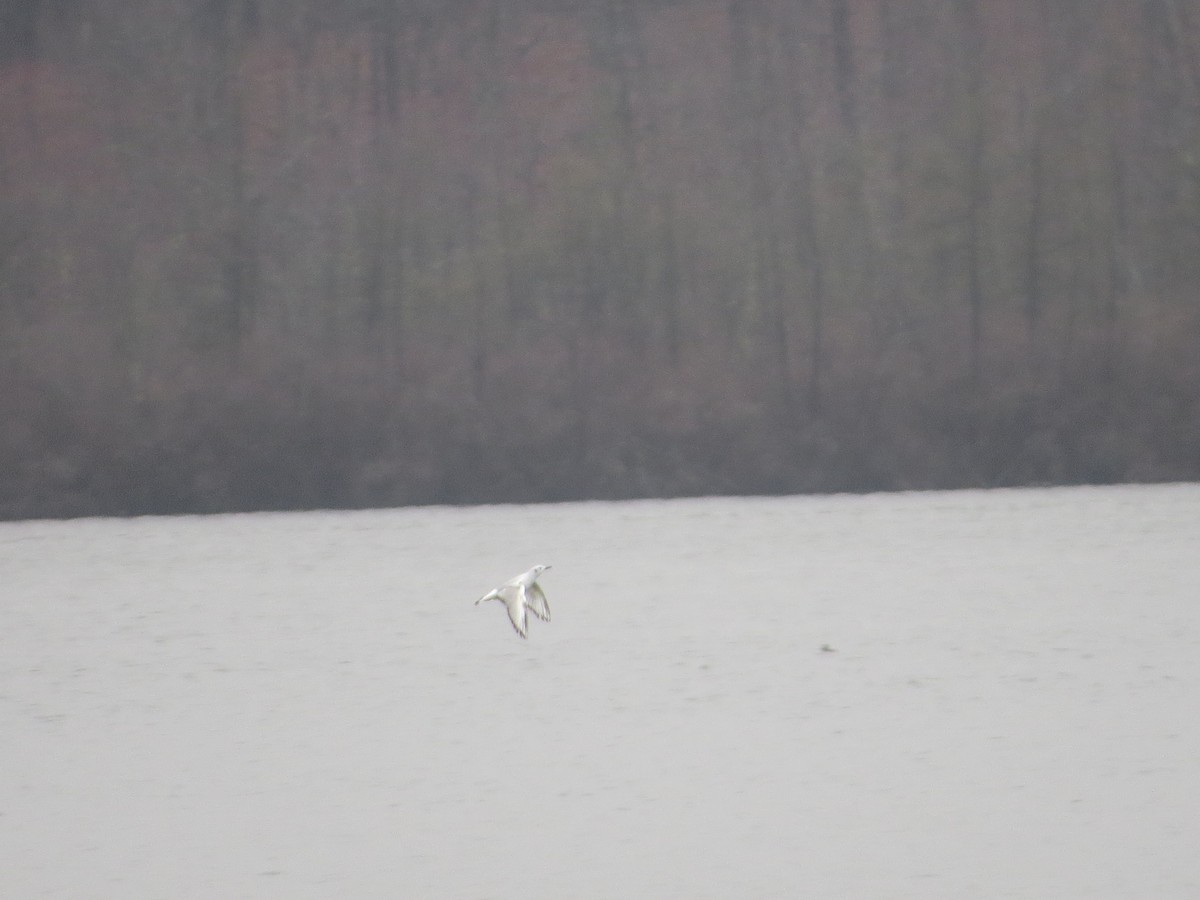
[3,0,1199,519]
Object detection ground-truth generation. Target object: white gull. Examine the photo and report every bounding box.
[475,564,552,638]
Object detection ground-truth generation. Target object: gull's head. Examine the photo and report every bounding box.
[533,564,551,575]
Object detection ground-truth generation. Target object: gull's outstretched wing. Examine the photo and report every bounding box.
[506,593,529,638]
[525,582,551,622]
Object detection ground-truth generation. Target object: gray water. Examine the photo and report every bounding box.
[3,484,1199,898]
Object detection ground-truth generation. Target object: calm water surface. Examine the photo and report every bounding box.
[3,485,1199,898]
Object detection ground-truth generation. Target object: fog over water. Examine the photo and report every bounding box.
[3,484,1199,898]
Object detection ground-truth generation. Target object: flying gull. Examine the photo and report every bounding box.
[476,564,552,638]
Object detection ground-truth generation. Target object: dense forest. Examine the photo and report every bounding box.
[2,0,1199,519]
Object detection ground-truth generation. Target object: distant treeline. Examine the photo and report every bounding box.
[2,0,1199,518]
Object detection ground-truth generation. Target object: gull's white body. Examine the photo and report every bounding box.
[475,564,552,638]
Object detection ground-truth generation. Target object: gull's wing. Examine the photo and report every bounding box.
[525,582,551,622]
[505,593,529,638]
